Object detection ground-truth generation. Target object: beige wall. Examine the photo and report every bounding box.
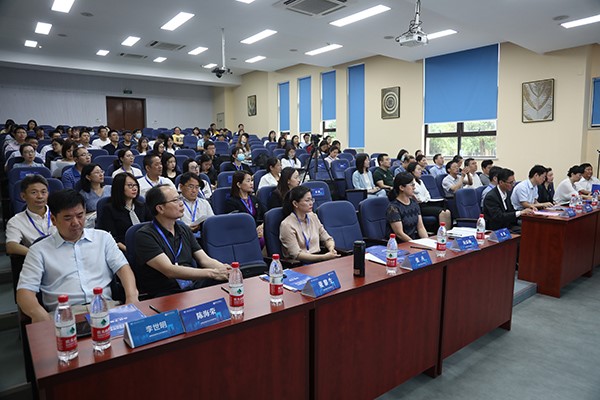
[584,44,600,168]
[212,86,235,129]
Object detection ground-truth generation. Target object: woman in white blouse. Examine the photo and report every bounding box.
[407,161,452,228]
[112,149,143,178]
[352,153,386,198]
[281,146,302,169]
[258,157,282,190]
[554,165,591,204]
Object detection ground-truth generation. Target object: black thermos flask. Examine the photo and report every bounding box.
[353,240,366,277]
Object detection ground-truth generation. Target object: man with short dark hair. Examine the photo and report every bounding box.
[373,153,394,190]
[4,126,28,156]
[575,163,600,195]
[481,165,503,207]
[462,158,478,188]
[62,146,92,189]
[484,168,534,232]
[442,160,464,197]
[92,126,110,149]
[103,130,123,155]
[134,184,229,298]
[17,189,138,322]
[511,164,552,210]
[179,172,214,233]
[137,154,175,196]
[430,154,446,178]
[480,160,494,186]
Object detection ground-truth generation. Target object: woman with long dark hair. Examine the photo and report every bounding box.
[386,172,428,242]
[406,161,451,229]
[268,167,300,210]
[225,171,264,245]
[112,149,142,178]
[161,152,180,185]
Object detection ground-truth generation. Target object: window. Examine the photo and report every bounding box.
[278,82,290,132]
[592,77,600,127]
[321,71,336,135]
[425,120,496,157]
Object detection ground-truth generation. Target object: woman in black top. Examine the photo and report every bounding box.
[537,167,555,204]
[161,152,180,185]
[225,170,264,246]
[222,147,252,173]
[268,167,300,210]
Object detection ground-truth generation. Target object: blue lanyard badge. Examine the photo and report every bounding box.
[145,176,160,187]
[183,199,198,222]
[295,213,311,250]
[26,210,51,237]
[241,197,255,216]
[153,222,191,290]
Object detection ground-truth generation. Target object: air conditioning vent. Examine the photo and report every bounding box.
[146,41,186,51]
[275,0,347,17]
[118,53,148,60]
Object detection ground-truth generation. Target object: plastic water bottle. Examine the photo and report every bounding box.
[90,287,111,351]
[476,214,486,245]
[569,194,577,210]
[269,254,284,305]
[54,295,78,362]
[592,191,598,208]
[229,262,244,317]
[575,194,583,214]
[436,222,447,258]
[386,234,398,275]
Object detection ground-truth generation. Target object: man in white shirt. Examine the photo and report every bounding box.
[575,163,600,195]
[429,154,446,178]
[91,126,110,149]
[179,172,214,235]
[442,160,464,197]
[4,126,28,156]
[510,164,553,211]
[137,154,175,197]
[463,158,482,189]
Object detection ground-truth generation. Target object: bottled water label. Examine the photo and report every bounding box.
[269,275,283,296]
[91,313,111,342]
[230,285,244,307]
[386,251,397,267]
[476,231,484,241]
[55,324,77,352]
[436,241,446,251]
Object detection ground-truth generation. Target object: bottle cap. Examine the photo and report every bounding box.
[440,222,446,226]
[479,214,484,218]
[93,287,103,295]
[272,254,280,260]
[58,294,68,303]
[390,233,396,239]
[232,262,240,268]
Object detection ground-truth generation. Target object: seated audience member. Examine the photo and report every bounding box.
[5,136,41,166]
[161,153,180,185]
[575,163,600,195]
[136,136,150,155]
[121,130,136,149]
[441,160,464,197]
[33,126,45,140]
[452,155,464,171]
[6,175,56,256]
[281,146,302,169]
[102,130,122,155]
[4,126,28,156]
[373,153,394,191]
[276,136,288,149]
[223,147,252,173]
[462,158,481,188]
[40,131,62,160]
[225,171,264,243]
[44,137,64,168]
[27,119,38,132]
[416,154,429,174]
[386,172,429,242]
[164,135,177,155]
[79,163,111,213]
[396,149,409,164]
[429,153,446,177]
[112,149,143,178]
[179,172,214,234]
[92,126,110,149]
[97,172,149,252]
[300,133,310,149]
[135,185,229,298]
[395,155,415,175]
[61,146,91,189]
[152,140,166,158]
[79,129,93,149]
[406,162,451,228]
[268,167,300,210]
[480,160,494,186]
[554,165,592,204]
[537,167,555,204]
[138,154,175,197]
[172,127,184,147]
[264,130,277,146]
[236,133,252,164]
[324,146,340,166]
[13,143,44,169]
[292,135,304,150]
[258,157,281,190]
[16,189,139,322]
[197,154,217,191]
[352,153,386,198]
[415,149,423,158]
[484,168,534,232]
[481,166,503,207]
[510,165,553,210]
[279,186,338,262]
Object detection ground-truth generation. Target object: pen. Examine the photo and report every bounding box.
[149,305,162,314]
[410,246,432,251]
[221,286,230,294]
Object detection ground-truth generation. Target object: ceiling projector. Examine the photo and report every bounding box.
[396,32,429,47]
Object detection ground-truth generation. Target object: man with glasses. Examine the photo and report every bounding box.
[61,146,91,189]
[134,184,229,298]
[178,172,214,235]
[483,168,534,233]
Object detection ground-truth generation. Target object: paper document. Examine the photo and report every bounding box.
[409,238,438,249]
[446,227,477,238]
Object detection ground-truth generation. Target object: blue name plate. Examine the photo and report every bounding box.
[123,310,184,348]
[584,204,594,213]
[561,208,577,218]
[448,235,479,251]
[400,250,432,270]
[488,228,512,243]
[180,298,231,333]
[302,271,341,298]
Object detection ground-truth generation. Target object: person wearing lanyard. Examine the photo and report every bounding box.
[279,185,338,263]
[6,175,57,256]
[137,154,175,197]
[135,185,230,298]
[178,172,214,235]
[222,147,252,173]
[225,171,265,246]
[112,149,142,178]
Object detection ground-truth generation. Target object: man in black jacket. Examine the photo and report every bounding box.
[483,168,534,233]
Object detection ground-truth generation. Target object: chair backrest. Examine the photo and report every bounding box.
[343,149,357,156]
[210,187,231,214]
[175,148,196,159]
[455,188,481,219]
[8,166,52,185]
[95,196,112,228]
[251,148,269,161]
[435,173,448,197]
[253,169,267,193]
[421,175,442,199]
[124,222,152,271]
[338,153,354,162]
[256,185,276,212]
[214,141,229,155]
[359,196,390,240]
[133,155,146,173]
[175,155,188,171]
[94,155,118,171]
[302,181,332,210]
[89,148,109,160]
[217,171,235,188]
[219,161,233,173]
[298,153,310,167]
[265,142,277,155]
[46,177,64,193]
[344,167,357,189]
[330,159,350,180]
[201,213,266,277]
[182,136,198,150]
[476,185,486,206]
[264,207,284,256]
[272,148,285,158]
[316,201,362,251]
[10,181,26,214]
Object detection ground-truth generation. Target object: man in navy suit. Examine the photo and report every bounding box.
[483,168,534,233]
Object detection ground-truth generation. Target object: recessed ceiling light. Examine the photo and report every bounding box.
[428,29,458,40]
[561,13,600,29]
[96,50,109,56]
[203,63,217,69]
[161,12,194,31]
[305,44,343,56]
[290,49,298,52]
[153,57,167,63]
[121,36,140,46]
[51,0,75,13]
[330,5,390,27]
[241,29,277,44]
[245,55,266,63]
[80,12,94,17]
[383,35,394,40]
[553,15,569,21]
[188,46,208,55]
[24,40,38,48]
[35,22,52,35]
[57,33,67,37]
[230,57,237,61]
[236,0,255,3]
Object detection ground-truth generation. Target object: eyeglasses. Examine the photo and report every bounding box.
[78,152,91,158]
[125,183,138,189]
[160,195,184,205]
[184,184,200,191]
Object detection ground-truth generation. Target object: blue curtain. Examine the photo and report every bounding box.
[348,64,365,148]
[299,77,311,132]
[593,77,600,127]
[425,44,498,123]
[321,71,336,121]
[279,82,290,132]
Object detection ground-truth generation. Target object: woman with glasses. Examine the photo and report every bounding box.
[183,158,212,199]
[112,149,142,178]
[225,171,264,245]
[386,172,428,242]
[280,186,338,263]
[13,143,44,168]
[97,172,149,252]
[80,163,111,213]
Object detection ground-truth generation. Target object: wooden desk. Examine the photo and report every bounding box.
[27,278,313,400]
[520,211,596,297]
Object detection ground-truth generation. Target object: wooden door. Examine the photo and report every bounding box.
[106,97,146,130]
